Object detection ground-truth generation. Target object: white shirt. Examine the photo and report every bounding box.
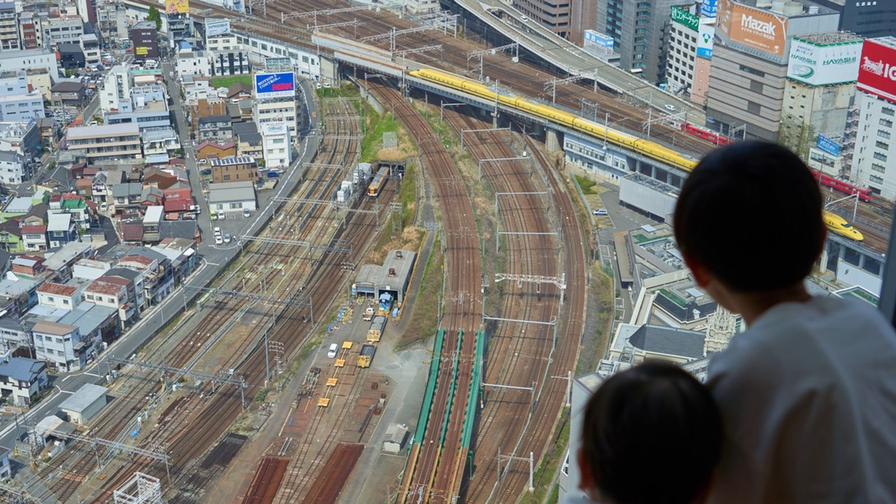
[707,296,896,504]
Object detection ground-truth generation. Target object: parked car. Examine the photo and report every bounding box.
[214,235,223,245]
[213,226,221,236]
[327,343,338,358]
[223,233,232,244]
[243,208,251,218]
[593,208,608,216]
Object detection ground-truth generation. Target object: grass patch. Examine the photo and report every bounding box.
[577,265,614,374]
[316,84,358,99]
[398,236,443,349]
[575,175,598,194]
[518,410,570,504]
[209,75,252,89]
[360,109,401,162]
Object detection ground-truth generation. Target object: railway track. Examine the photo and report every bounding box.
[30,95,377,503]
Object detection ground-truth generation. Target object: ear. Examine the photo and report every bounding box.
[683,253,712,288]
[577,447,596,493]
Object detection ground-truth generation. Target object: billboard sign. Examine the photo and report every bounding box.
[787,38,862,86]
[701,0,718,18]
[254,72,296,99]
[136,46,148,56]
[857,38,896,104]
[671,7,699,32]
[584,30,614,49]
[817,135,840,156]
[205,19,231,37]
[165,0,189,14]
[717,0,788,57]
[697,21,715,59]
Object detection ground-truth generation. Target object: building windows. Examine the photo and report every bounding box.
[738,64,765,77]
[747,101,761,114]
[876,141,889,150]
[883,107,895,117]
[750,80,763,93]
[880,130,892,139]
[881,118,894,128]
[872,163,887,173]
[870,174,884,184]
[873,151,888,162]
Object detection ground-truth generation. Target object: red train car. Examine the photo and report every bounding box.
[813,171,873,202]
[679,122,734,146]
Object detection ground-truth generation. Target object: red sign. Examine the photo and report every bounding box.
[857,39,896,104]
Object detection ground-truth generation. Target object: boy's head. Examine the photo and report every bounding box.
[673,141,825,293]
[578,361,722,504]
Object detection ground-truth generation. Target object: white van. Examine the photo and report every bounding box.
[327,343,338,358]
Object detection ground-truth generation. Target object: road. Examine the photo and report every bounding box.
[0,72,322,462]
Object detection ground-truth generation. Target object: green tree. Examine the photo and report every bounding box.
[147,5,162,31]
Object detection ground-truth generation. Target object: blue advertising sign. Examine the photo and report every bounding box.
[701,0,717,18]
[817,135,841,156]
[584,30,614,48]
[254,72,295,99]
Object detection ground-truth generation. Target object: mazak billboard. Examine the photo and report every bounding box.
[857,38,896,104]
[671,7,699,32]
[717,0,788,57]
[254,72,296,99]
[787,38,862,86]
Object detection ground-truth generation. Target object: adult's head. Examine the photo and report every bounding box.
[578,361,722,504]
[673,141,825,293]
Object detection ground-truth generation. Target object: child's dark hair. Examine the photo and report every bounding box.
[673,141,825,292]
[581,361,722,504]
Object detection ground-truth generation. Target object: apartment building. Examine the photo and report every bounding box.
[0,2,18,51]
[0,72,45,123]
[64,123,141,164]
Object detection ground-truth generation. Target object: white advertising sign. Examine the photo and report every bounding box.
[787,38,862,86]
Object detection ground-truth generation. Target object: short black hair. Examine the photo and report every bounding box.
[581,361,722,504]
[673,141,825,292]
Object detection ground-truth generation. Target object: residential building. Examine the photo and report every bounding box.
[42,241,92,281]
[31,321,82,372]
[47,213,77,248]
[51,81,87,108]
[208,180,257,215]
[853,37,896,201]
[58,42,86,70]
[36,282,81,311]
[21,225,48,252]
[0,120,40,158]
[0,2,19,51]
[104,268,144,311]
[96,0,128,42]
[142,128,180,159]
[0,220,23,253]
[0,151,23,185]
[209,50,251,76]
[101,65,134,113]
[0,318,33,353]
[79,33,100,64]
[64,123,141,164]
[129,20,159,60]
[209,156,257,183]
[0,48,60,79]
[103,84,170,132]
[260,121,290,169]
[597,0,676,83]
[83,277,133,327]
[50,196,92,230]
[176,49,212,78]
[75,0,98,24]
[0,358,48,406]
[18,12,39,50]
[197,140,236,160]
[0,72,45,123]
[706,0,840,141]
[26,69,54,103]
[109,182,142,214]
[197,115,232,141]
[41,16,84,49]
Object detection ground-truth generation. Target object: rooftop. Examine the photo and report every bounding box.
[85,279,123,296]
[37,282,78,297]
[58,383,107,413]
[31,320,78,336]
[66,123,139,140]
[0,357,44,383]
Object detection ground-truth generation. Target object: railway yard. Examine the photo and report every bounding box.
[8,0,893,502]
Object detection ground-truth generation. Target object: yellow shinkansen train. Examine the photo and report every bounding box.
[409,68,698,172]
[408,67,865,242]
